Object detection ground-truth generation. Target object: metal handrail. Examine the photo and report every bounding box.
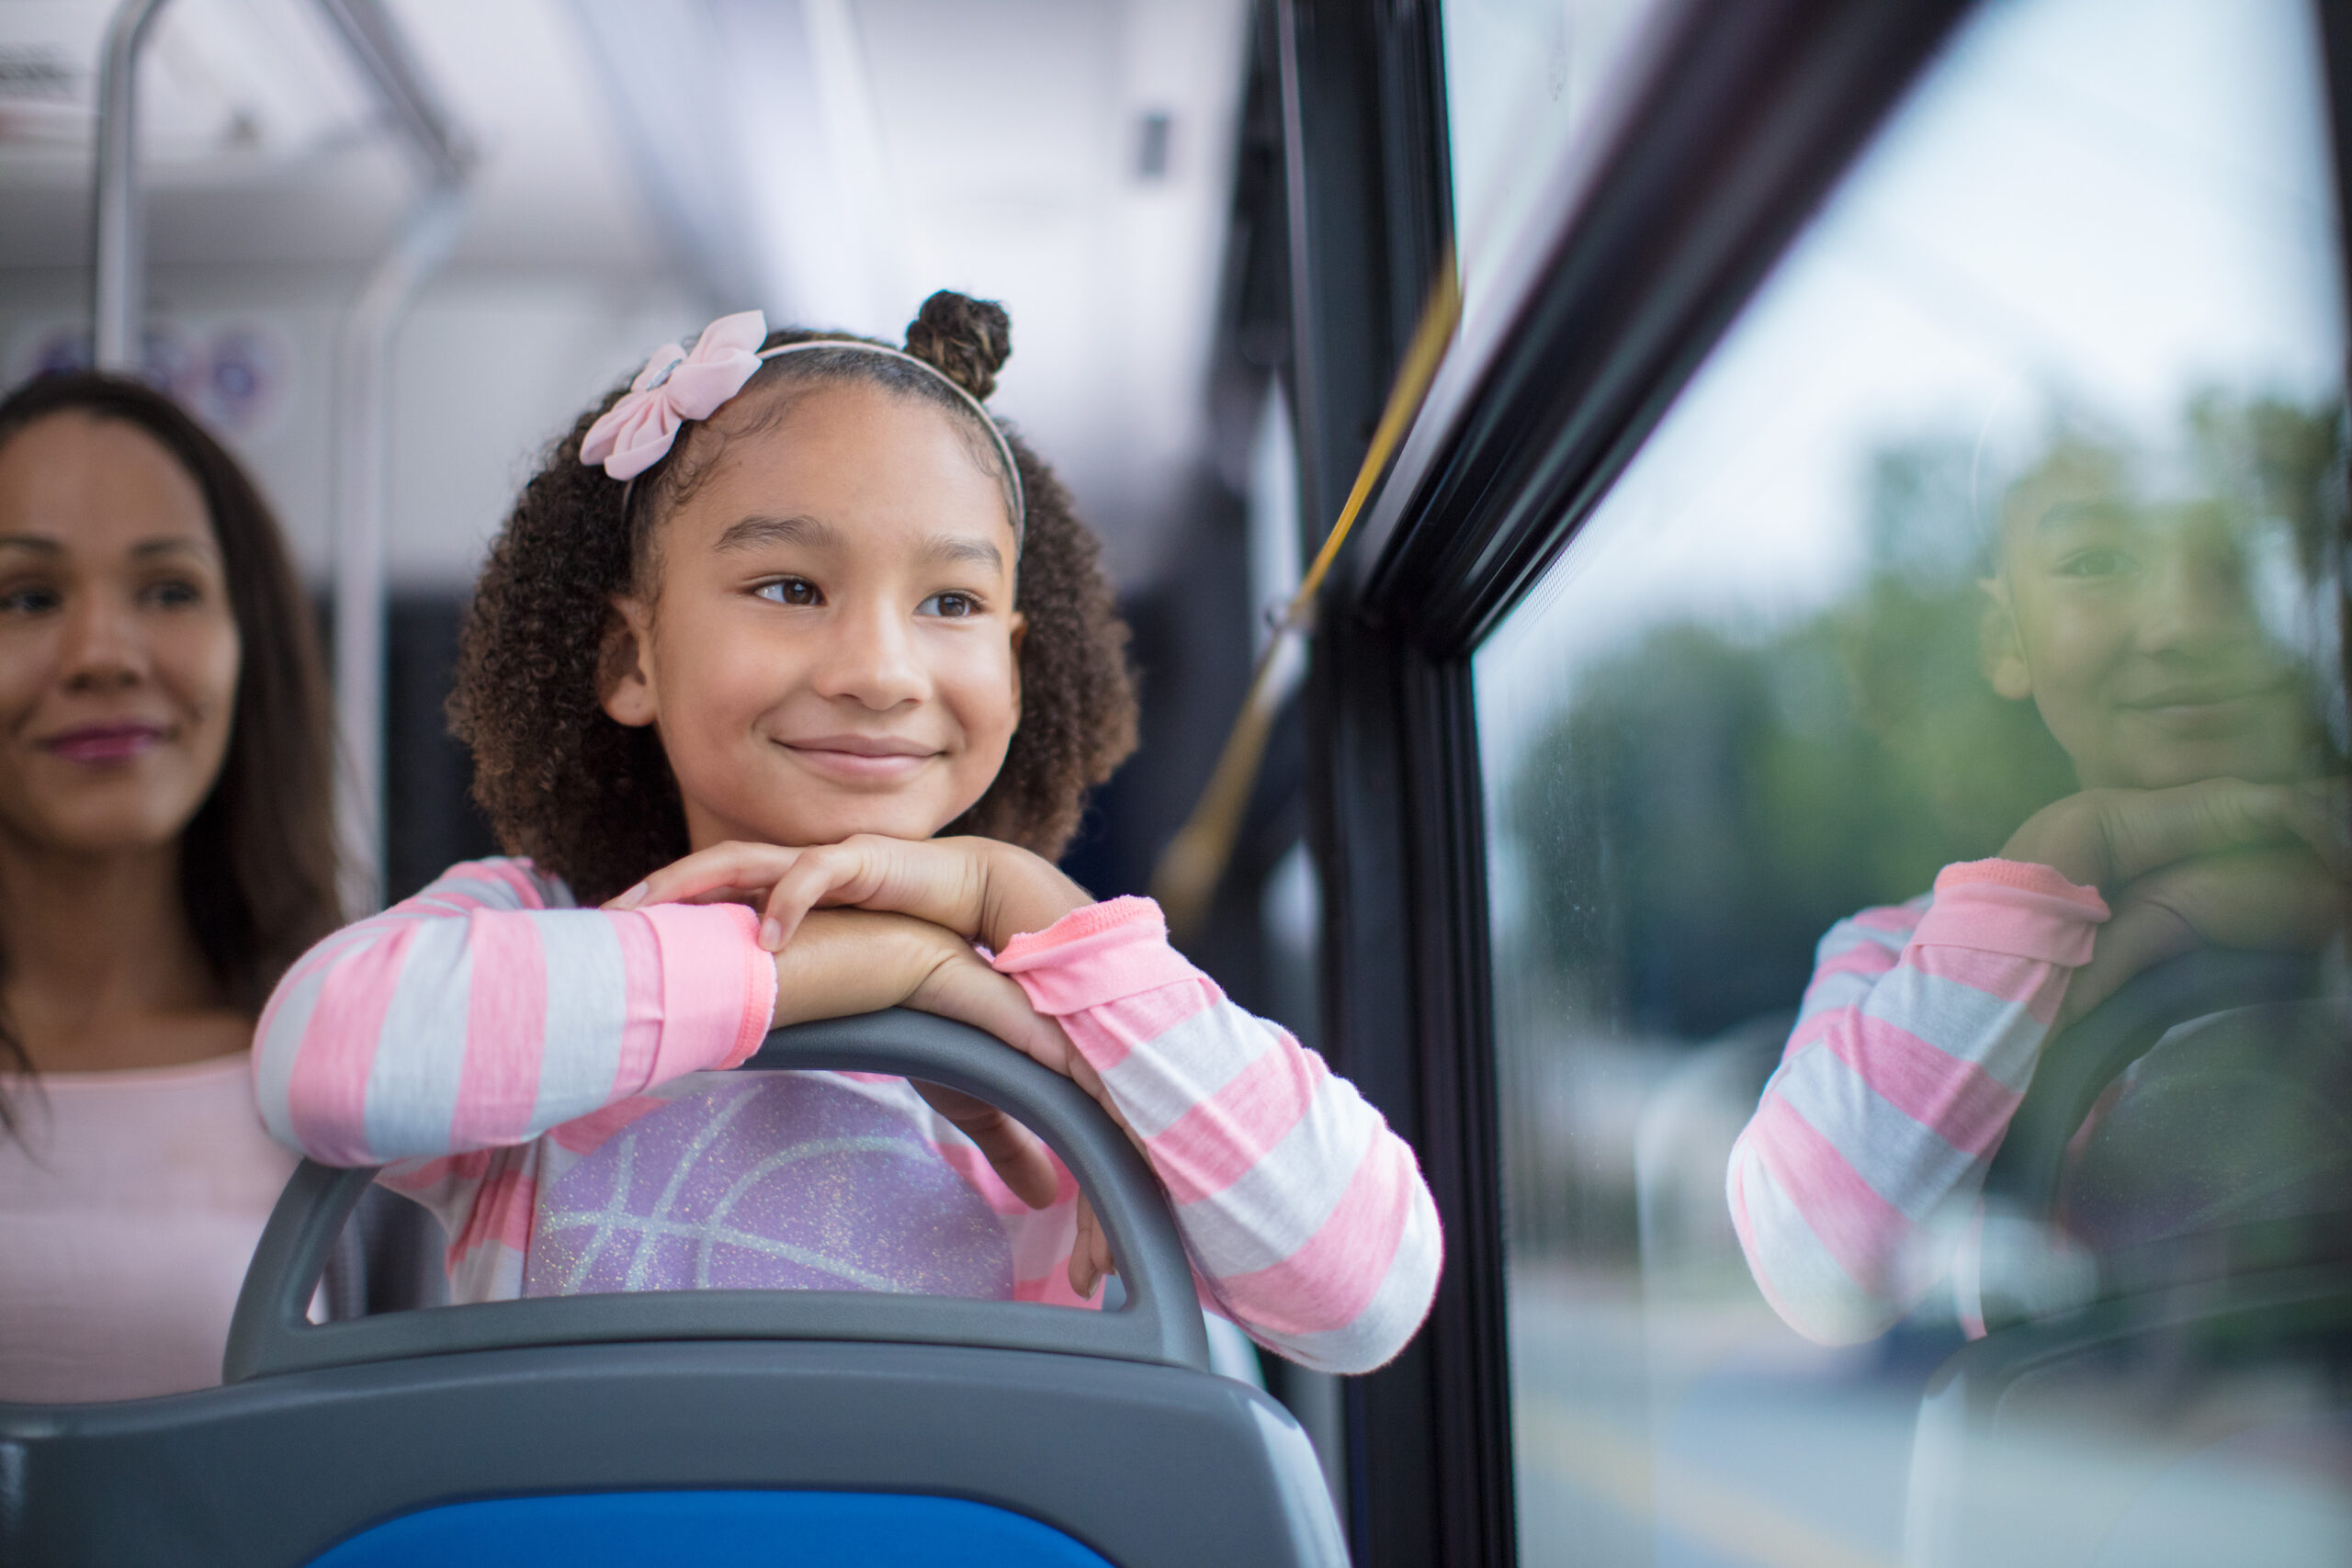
[329,182,468,915]
[311,0,471,186]
[85,0,475,914]
[88,0,170,371]
[311,0,477,913]
[90,0,473,370]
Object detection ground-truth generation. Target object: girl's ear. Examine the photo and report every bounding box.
[1007,610,1027,729]
[600,595,661,728]
[1978,577,2034,701]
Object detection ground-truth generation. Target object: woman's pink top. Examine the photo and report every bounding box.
[0,1053,299,1402]
[255,859,1442,1374]
[1726,859,2110,1345]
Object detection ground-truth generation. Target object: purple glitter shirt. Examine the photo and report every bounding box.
[521,1074,1014,1299]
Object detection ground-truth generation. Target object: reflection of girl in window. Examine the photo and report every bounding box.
[1727,436,2346,1345]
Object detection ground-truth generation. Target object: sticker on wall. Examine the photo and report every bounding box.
[8,316,295,443]
[190,324,288,437]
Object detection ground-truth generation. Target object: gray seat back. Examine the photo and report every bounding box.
[0,1010,1345,1568]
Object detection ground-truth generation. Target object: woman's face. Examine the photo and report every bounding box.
[0,412,242,856]
[602,379,1024,850]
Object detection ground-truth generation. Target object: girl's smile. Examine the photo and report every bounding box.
[40,721,173,767]
[775,731,945,784]
[2116,676,2291,738]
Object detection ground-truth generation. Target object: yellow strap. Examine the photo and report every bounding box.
[1149,255,1463,939]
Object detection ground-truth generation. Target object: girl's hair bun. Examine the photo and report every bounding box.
[904,291,1012,401]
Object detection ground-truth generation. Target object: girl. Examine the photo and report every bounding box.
[256,294,1441,1374]
[1727,446,2346,1347]
[0,372,339,1400]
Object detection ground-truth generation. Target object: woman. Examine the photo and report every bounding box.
[0,371,338,1402]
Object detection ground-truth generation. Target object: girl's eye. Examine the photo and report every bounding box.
[0,584,61,616]
[919,592,980,619]
[143,578,203,609]
[2057,547,2134,579]
[756,578,823,607]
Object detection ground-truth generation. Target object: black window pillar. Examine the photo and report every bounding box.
[1272,2,1995,1563]
[1272,5,1515,1565]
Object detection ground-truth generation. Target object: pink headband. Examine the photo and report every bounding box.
[580,310,1024,545]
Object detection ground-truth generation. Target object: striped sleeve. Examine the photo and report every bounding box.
[253,857,778,1171]
[993,897,1442,1374]
[1724,859,2108,1345]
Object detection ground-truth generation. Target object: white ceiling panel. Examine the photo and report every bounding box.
[0,0,1252,582]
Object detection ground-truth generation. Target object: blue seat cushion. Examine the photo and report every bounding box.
[306,1490,1114,1566]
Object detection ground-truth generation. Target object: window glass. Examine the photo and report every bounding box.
[1473,3,2349,1565]
[1440,0,1663,320]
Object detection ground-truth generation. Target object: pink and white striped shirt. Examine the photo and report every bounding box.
[254,858,1441,1374]
[1725,858,2109,1346]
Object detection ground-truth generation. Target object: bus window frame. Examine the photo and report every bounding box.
[1233,0,2352,1564]
[1232,6,1483,1563]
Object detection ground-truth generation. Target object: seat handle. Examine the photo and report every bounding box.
[225,1009,1212,1381]
[1981,949,2320,1219]
[1972,947,2320,1335]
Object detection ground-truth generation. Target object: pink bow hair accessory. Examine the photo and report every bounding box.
[580,310,770,480]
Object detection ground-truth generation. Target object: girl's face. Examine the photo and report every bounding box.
[0,413,242,857]
[1984,491,2311,790]
[603,380,1024,850]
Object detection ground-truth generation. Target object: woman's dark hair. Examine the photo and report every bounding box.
[0,372,341,1130]
[454,290,1138,905]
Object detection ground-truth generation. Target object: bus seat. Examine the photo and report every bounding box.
[1904,1268,2352,1568]
[304,1490,1117,1567]
[321,1184,447,1322]
[1904,953,2351,1568]
[0,1009,1345,1568]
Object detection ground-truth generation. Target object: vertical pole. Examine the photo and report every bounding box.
[91,0,173,372]
[331,184,465,916]
[88,0,471,916]
[1270,0,1351,1523]
[309,0,473,916]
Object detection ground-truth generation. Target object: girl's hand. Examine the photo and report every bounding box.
[886,914,1139,1300]
[905,1087,1117,1298]
[2002,776,2347,894]
[1069,1194,1115,1302]
[2057,843,2349,1025]
[906,1080,1059,1210]
[612,835,1092,955]
[762,908,1127,1295]
[762,909,1057,1209]
[908,1082,1119,1299]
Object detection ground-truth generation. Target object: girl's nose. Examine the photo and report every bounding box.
[809,599,928,710]
[59,591,149,693]
[2138,532,2256,664]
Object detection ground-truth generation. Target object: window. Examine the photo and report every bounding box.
[1440,0,1663,318]
[1472,2,2348,1564]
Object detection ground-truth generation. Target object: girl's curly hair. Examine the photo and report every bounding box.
[450,291,1137,905]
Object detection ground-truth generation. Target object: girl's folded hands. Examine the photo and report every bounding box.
[2002,775,2349,894]
[608,834,1094,956]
